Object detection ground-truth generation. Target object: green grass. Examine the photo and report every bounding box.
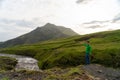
[1,77,9,80]
[0,56,17,71]
[43,66,86,80]
[0,29,120,69]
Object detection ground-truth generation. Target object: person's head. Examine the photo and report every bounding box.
[85,40,90,44]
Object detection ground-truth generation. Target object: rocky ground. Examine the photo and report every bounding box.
[0,67,92,80]
[0,70,44,80]
[82,64,120,80]
[0,64,120,80]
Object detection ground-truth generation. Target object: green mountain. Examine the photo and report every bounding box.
[0,29,120,69]
[0,23,78,48]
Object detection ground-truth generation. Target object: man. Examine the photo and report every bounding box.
[84,40,92,64]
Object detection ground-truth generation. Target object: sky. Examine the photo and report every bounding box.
[0,0,120,41]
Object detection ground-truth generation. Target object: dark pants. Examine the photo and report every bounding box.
[85,53,90,64]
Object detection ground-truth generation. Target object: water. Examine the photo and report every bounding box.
[0,53,39,71]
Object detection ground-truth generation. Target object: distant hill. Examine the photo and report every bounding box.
[0,23,78,48]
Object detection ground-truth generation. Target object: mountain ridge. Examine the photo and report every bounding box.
[0,23,78,48]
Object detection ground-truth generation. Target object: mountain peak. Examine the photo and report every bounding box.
[44,23,55,27]
[0,23,78,48]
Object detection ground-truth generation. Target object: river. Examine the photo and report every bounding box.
[0,53,39,71]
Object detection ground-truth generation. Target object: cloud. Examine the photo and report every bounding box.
[81,20,111,29]
[0,23,34,41]
[15,20,34,27]
[113,13,120,22]
[0,18,37,41]
[117,0,120,4]
[83,21,110,24]
[76,0,84,3]
[0,17,49,41]
[0,18,35,28]
[0,0,4,3]
[86,25,105,29]
[80,19,120,31]
[76,0,93,4]
[0,32,16,42]
[0,0,4,7]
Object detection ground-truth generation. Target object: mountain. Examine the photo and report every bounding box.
[0,23,78,48]
[0,42,3,44]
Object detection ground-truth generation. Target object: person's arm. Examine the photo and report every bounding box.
[84,43,87,47]
[80,41,86,46]
[79,41,87,47]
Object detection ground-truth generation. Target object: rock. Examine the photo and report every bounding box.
[97,70,102,73]
[94,77,101,80]
[13,73,19,77]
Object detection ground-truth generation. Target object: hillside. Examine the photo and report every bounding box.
[0,42,3,44]
[0,23,78,48]
[0,29,120,69]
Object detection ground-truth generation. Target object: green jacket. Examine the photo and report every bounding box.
[84,44,92,54]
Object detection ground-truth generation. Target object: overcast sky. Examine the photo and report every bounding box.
[0,0,120,41]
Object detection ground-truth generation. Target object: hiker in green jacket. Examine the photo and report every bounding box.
[84,40,92,64]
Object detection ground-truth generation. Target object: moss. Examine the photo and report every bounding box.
[0,56,17,71]
[1,77,9,80]
[43,66,90,80]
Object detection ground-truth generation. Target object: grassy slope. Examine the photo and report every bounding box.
[0,30,120,69]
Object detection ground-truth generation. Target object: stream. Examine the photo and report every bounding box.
[0,53,39,71]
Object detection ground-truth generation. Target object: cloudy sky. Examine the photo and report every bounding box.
[0,0,120,41]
